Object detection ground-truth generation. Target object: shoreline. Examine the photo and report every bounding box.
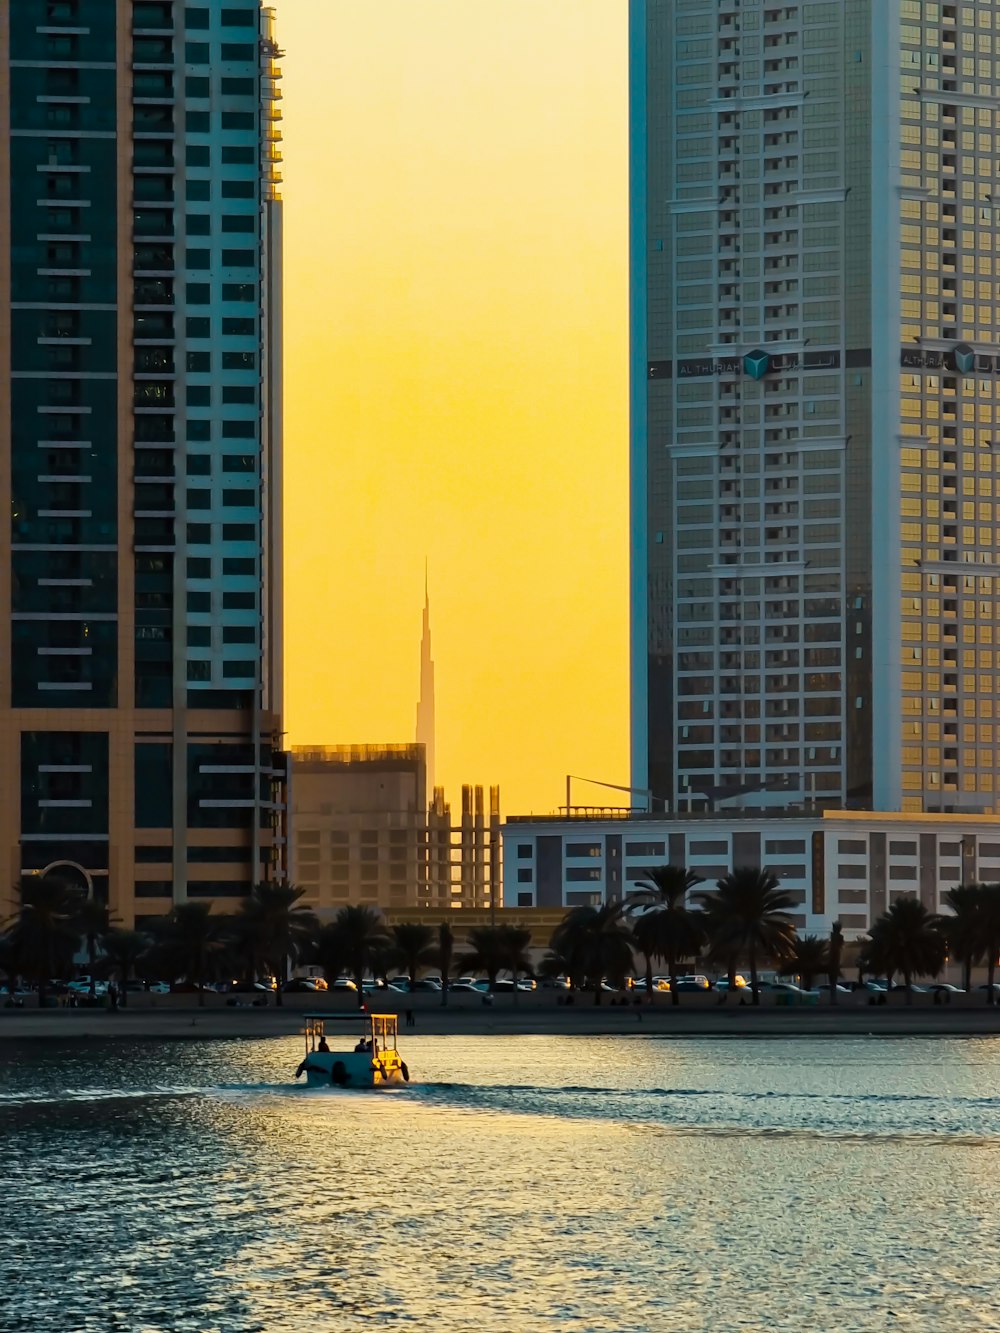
[3,1002,1000,1041]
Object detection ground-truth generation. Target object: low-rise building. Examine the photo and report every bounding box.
[501,810,1000,937]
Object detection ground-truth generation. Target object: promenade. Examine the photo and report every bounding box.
[3,992,1000,1040]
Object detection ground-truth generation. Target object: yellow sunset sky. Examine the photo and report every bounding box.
[277,0,629,816]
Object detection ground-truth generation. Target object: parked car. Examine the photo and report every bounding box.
[447,981,481,994]
[282,978,319,993]
[538,977,570,991]
[227,981,271,994]
[329,978,358,992]
[815,982,853,994]
[713,976,748,993]
[146,981,170,995]
[890,983,929,993]
[929,983,966,994]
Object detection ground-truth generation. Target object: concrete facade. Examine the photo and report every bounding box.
[1,2,286,926]
[631,0,1000,817]
[501,809,1000,937]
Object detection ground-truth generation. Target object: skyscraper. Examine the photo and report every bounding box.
[416,565,435,792]
[0,0,286,922]
[631,0,1000,816]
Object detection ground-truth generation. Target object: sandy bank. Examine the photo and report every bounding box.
[3,1000,1000,1041]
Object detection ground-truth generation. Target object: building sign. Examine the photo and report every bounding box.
[900,343,992,374]
[743,348,770,380]
[651,349,842,380]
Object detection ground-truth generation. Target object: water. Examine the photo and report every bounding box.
[3,1035,1000,1332]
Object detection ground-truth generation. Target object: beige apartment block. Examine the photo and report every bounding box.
[291,745,500,913]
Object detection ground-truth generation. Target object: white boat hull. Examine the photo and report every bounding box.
[297,1048,409,1089]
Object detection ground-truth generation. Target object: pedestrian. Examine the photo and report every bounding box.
[108,982,119,1012]
[405,1008,415,1028]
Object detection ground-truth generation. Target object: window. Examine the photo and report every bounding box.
[223,454,255,473]
[838,839,866,854]
[222,250,255,268]
[222,283,255,302]
[186,145,210,166]
[222,625,256,643]
[517,844,532,859]
[223,591,256,609]
[765,840,806,855]
[222,180,255,199]
[690,840,728,855]
[624,842,666,857]
[186,111,210,133]
[517,891,533,907]
[221,110,255,129]
[187,626,210,646]
[223,557,255,575]
[186,248,210,270]
[187,591,210,612]
[516,868,532,883]
[185,42,209,63]
[889,865,917,881]
[566,842,601,858]
[222,146,255,164]
[222,524,255,541]
[185,76,209,97]
[222,386,256,404]
[566,867,601,882]
[222,352,256,372]
[187,351,210,373]
[222,215,255,233]
[889,841,917,856]
[187,557,211,579]
[185,7,209,27]
[187,317,210,338]
[222,317,255,335]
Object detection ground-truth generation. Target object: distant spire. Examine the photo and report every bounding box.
[416,563,435,790]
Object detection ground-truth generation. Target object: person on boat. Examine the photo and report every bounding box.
[317,1036,330,1053]
[354,1036,369,1052]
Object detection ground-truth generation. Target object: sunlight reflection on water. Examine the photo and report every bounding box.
[3,1035,1000,1331]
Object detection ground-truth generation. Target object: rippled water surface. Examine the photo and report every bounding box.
[3,1034,1000,1332]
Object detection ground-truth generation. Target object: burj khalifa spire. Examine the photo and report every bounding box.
[416,562,436,791]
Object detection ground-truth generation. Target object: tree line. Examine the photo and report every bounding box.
[4,867,999,1008]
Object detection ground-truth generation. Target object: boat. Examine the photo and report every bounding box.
[294,1012,410,1088]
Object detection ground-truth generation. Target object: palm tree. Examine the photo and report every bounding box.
[75,895,114,998]
[828,920,845,1006]
[779,934,829,992]
[867,896,946,1004]
[101,928,148,1008]
[7,875,82,1008]
[390,921,436,992]
[496,924,533,1003]
[436,920,455,1006]
[701,868,797,1005]
[237,881,317,1006]
[941,883,987,993]
[978,883,1000,1005]
[150,902,227,1006]
[457,925,506,993]
[329,904,388,1003]
[550,901,634,1005]
[630,909,661,998]
[628,865,706,1006]
[0,930,24,1000]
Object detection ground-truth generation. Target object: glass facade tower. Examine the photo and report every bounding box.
[1,0,286,922]
[631,0,1000,816]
